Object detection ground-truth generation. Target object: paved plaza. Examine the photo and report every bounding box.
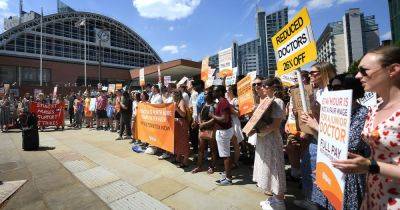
[0,127,303,210]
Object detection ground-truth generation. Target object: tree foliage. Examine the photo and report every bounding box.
[347,59,361,75]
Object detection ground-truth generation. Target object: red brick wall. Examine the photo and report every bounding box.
[0,55,131,84]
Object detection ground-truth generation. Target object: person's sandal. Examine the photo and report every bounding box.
[191,167,202,174]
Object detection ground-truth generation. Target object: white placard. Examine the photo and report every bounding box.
[247,71,257,82]
[218,47,233,70]
[358,92,377,109]
[89,98,97,111]
[164,76,171,86]
[316,90,352,210]
[139,68,145,87]
[225,67,238,86]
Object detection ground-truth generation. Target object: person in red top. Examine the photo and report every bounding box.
[211,85,234,185]
[96,91,108,130]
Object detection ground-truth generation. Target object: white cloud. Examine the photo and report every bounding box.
[306,0,335,10]
[179,44,187,49]
[381,31,392,41]
[132,0,201,21]
[0,0,8,10]
[337,0,361,4]
[283,0,300,8]
[0,0,16,33]
[161,45,179,54]
[168,26,174,31]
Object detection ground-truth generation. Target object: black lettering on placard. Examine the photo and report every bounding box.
[278,33,308,59]
[276,17,304,45]
[283,52,306,71]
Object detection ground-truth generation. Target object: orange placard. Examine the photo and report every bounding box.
[218,68,233,78]
[135,103,175,153]
[316,162,343,210]
[237,76,255,116]
[115,83,123,90]
[201,56,210,81]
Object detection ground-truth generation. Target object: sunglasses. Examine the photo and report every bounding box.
[357,66,369,77]
[253,83,262,87]
[309,71,320,76]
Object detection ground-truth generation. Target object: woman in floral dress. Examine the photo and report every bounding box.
[333,45,400,209]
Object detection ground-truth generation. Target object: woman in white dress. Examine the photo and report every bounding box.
[248,78,286,210]
[226,85,244,168]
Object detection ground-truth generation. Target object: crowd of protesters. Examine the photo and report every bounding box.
[0,45,399,210]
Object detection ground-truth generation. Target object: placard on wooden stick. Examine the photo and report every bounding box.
[243,97,275,135]
[291,85,316,135]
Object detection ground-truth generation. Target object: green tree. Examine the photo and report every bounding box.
[347,59,360,75]
[395,40,400,47]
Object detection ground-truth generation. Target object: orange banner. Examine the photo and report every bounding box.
[135,103,175,153]
[237,76,254,116]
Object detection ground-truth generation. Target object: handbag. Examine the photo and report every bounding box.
[199,129,213,140]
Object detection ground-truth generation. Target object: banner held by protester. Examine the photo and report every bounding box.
[135,103,175,153]
[30,102,65,127]
[316,90,353,210]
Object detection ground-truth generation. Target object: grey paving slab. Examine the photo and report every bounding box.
[109,191,171,210]
[63,159,98,173]
[92,180,138,204]
[74,166,120,189]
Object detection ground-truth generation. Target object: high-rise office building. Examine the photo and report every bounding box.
[238,39,259,75]
[317,8,380,74]
[208,7,288,77]
[389,0,400,43]
[256,7,288,77]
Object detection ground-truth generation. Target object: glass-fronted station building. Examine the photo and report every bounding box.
[0,2,162,87]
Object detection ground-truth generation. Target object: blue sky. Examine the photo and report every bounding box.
[0,0,392,62]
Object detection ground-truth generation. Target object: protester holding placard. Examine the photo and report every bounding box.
[95,91,108,130]
[247,78,286,210]
[172,90,190,168]
[328,74,371,210]
[333,45,400,210]
[83,92,94,128]
[295,62,336,209]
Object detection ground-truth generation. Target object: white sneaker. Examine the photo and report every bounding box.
[158,153,170,160]
[144,146,157,155]
[216,178,232,186]
[261,197,285,210]
[260,197,274,207]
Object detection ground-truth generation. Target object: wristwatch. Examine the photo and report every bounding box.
[368,159,380,174]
